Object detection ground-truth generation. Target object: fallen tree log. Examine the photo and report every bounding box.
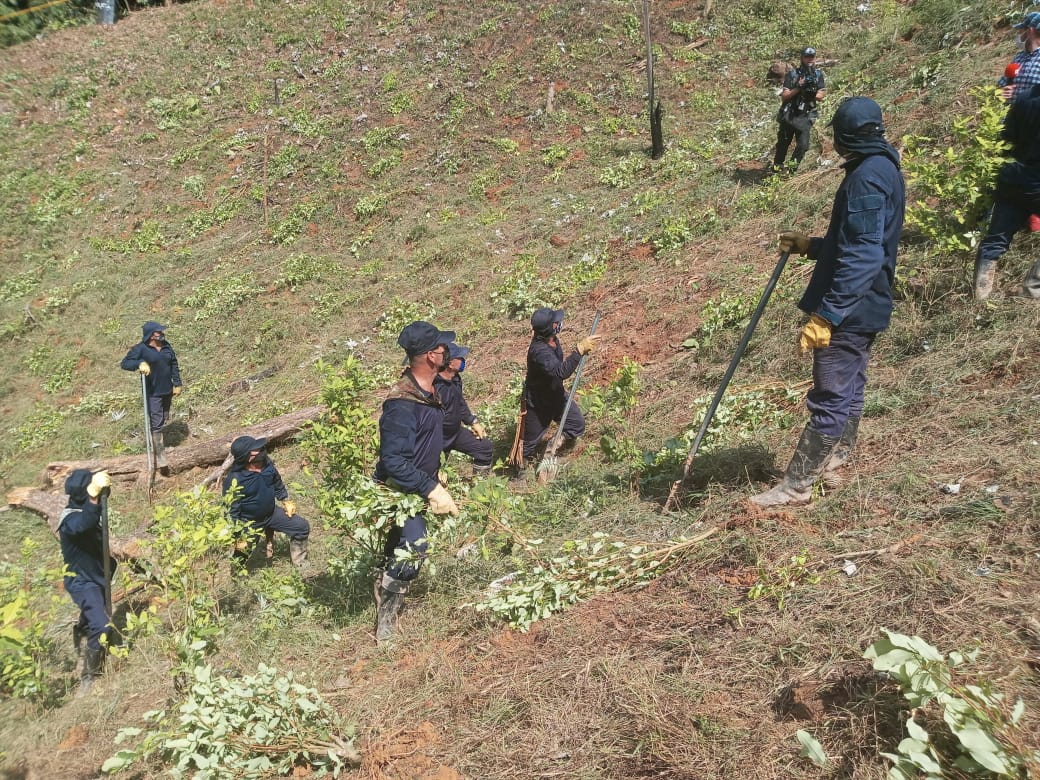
[41,405,324,489]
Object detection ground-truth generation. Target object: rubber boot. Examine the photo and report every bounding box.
[751,426,839,508]
[72,622,85,657]
[289,538,308,568]
[153,433,168,470]
[375,574,408,644]
[973,257,997,301]
[264,528,276,561]
[822,417,860,489]
[77,646,104,697]
[472,464,492,477]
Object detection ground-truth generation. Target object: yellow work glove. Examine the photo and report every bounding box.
[427,484,459,516]
[283,500,297,517]
[576,334,601,355]
[138,361,151,376]
[172,386,182,396]
[778,231,810,256]
[470,421,487,439]
[86,471,111,498]
[799,314,833,354]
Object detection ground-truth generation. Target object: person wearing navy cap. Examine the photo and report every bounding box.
[373,321,460,643]
[120,320,182,471]
[59,468,114,695]
[435,342,494,476]
[754,97,904,507]
[521,307,600,464]
[223,435,310,568]
[999,12,1040,103]
[772,46,826,173]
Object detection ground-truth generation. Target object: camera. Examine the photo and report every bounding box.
[801,74,819,95]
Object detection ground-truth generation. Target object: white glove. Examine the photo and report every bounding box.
[427,484,459,516]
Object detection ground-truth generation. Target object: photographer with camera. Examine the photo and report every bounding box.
[772,47,826,174]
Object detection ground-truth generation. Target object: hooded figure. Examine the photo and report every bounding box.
[434,342,493,475]
[59,468,114,695]
[120,320,182,469]
[753,96,904,507]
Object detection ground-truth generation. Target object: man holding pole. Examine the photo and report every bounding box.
[752,97,904,507]
[58,468,114,696]
[121,321,182,471]
[520,308,600,466]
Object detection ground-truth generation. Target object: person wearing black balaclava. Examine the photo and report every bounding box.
[120,320,182,471]
[223,436,310,568]
[521,307,600,464]
[59,468,114,696]
[752,97,905,507]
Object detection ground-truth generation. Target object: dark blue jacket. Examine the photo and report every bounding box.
[375,371,444,498]
[799,152,905,333]
[223,463,289,524]
[524,336,581,417]
[434,373,476,449]
[121,331,182,397]
[59,500,116,591]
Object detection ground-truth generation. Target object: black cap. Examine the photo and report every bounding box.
[231,435,267,463]
[829,96,884,136]
[801,46,816,57]
[397,321,456,358]
[64,468,93,500]
[531,307,565,336]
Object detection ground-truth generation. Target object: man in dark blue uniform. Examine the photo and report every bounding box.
[223,435,310,567]
[753,97,905,507]
[435,343,494,476]
[58,468,114,695]
[374,321,460,643]
[973,82,1040,300]
[521,308,599,463]
[120,320,183,469]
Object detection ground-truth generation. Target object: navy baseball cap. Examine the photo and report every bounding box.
[448,343,471,360]
[829,96,884,136]
[531,307,565,336]
[397,321,456,358]
[231,435,267,462]
[1014,11,1040,29]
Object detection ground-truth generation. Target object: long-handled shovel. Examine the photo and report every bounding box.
[537,310,602,484]
[99,487,113,619]
[140,373,154,503]
[663,251,791,512]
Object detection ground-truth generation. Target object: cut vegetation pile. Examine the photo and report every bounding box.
[0,0,1038,777]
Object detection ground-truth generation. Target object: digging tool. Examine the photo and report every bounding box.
[141,372,154,503]
[537,310,602,484]
[99,487,113,618]
[507,394,527,469]
[663,251,792,512]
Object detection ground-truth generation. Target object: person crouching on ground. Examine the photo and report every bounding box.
[436,342,494,477]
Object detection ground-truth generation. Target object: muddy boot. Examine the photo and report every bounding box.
[72,622,85,657]
[153,434,168,470]
[472,464,492,478]
[77,646,104,697]
[289,538,308,568]
[1019,260,1040,299]
[375,574,408,644]
[751,426,839,508]
[973,257,997,301]
[264,528,276,561]
[822,417,860,489]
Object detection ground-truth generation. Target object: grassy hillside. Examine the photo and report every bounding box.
[1,0,1039,777]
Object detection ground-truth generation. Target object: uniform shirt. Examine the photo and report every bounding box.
[524,336,581,418]
[799,152,905,334]
[59,500,115,591]
[374,371,444,498]
[434,373,476,449]
[121,341,182,396]
[998,47,1040,101]
[223,462,289,524]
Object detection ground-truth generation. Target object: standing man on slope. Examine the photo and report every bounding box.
[435,342,495,476]
[772,47,826,174]
[521,307,600,465]
[59,468,114,696]
[752,97,904,507]
[374,321,460,643]
[120,320,182,470]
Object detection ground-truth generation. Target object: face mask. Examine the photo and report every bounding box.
[457,358,466,373]
[250,451,268,468]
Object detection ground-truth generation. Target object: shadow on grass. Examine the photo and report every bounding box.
[640,443,779,507]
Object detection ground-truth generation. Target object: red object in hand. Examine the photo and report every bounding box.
[1028,214,1040,233]
[1005,62,1021,83]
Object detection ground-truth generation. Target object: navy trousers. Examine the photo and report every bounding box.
[806,330,876,438]
[68,581,110,652]
[147,393,171,432]
[445,427,494,467]
[522,402,585,459]
[383,514,428,582]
